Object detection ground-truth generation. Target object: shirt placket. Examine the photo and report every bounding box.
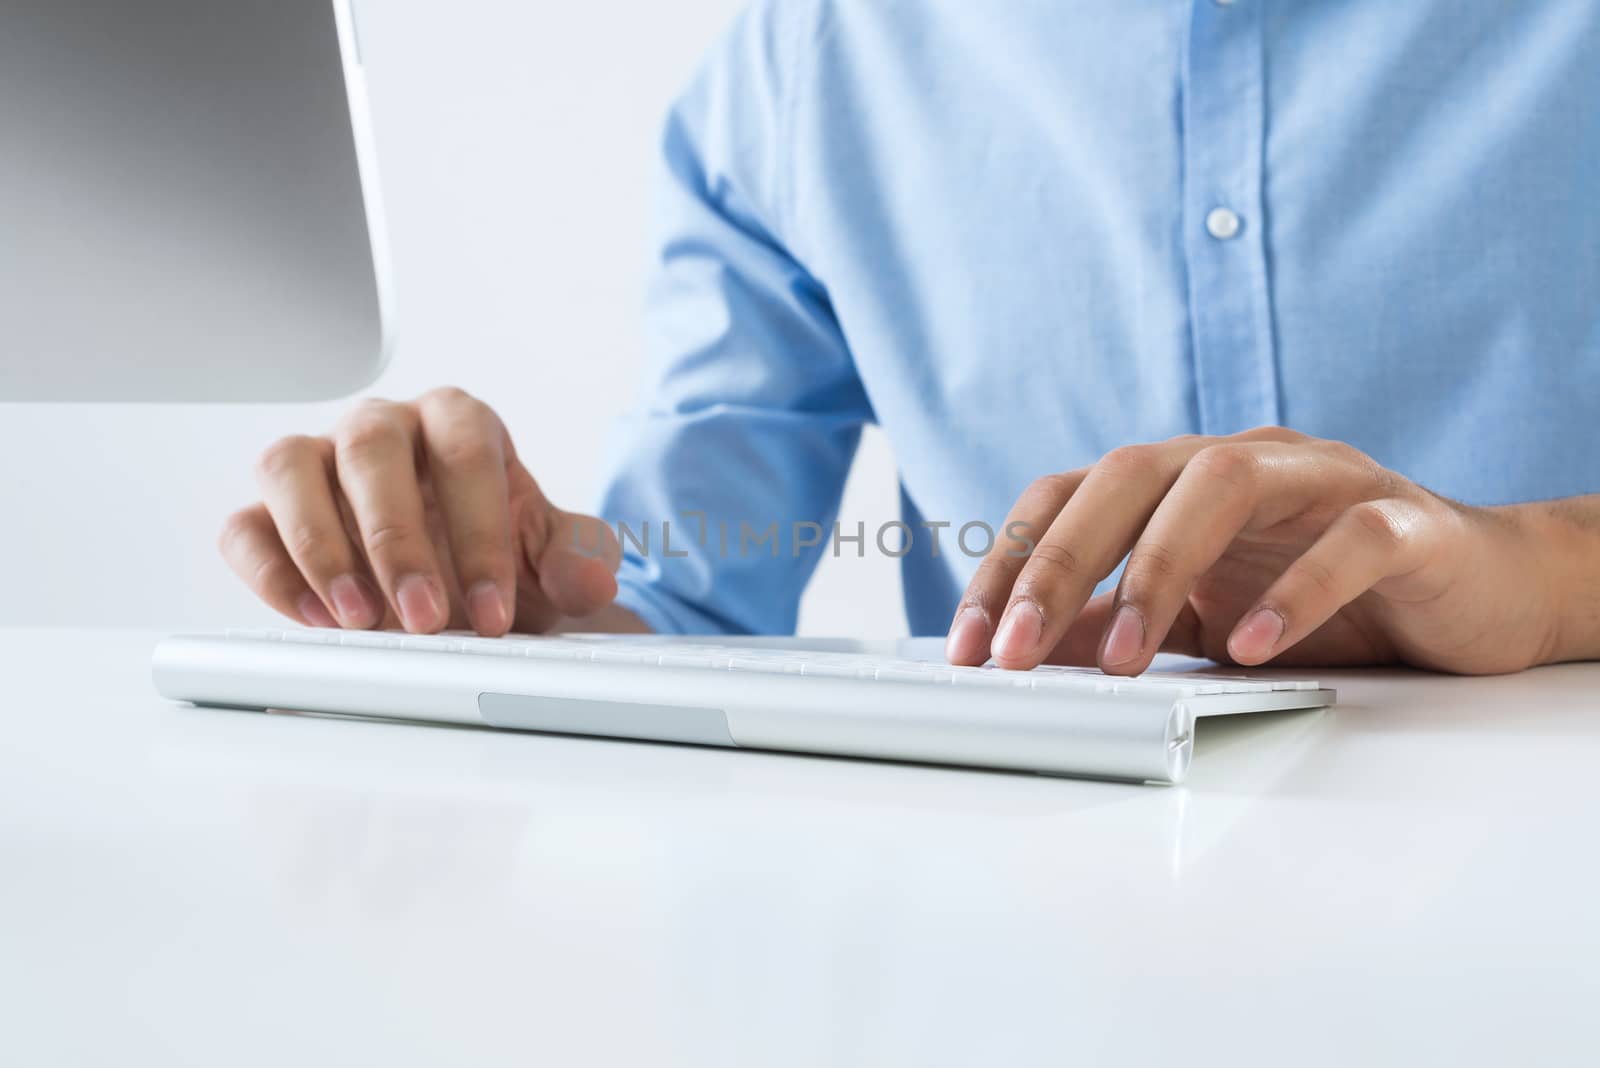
[1182,0,1280,433]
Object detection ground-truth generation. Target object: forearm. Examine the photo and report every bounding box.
[1502,495,1600,664]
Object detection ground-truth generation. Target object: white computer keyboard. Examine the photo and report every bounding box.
[216,626,1323,697]
[153,627,1336,785]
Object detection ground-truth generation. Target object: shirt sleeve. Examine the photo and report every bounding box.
[594,0,873,636]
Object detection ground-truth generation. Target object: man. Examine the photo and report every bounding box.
[220,1,1600,676]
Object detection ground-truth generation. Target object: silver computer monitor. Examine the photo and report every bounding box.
[0,0,393,401]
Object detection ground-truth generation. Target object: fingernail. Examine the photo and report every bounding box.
[467,580,509,635]
[945,606,991,664]
[396,574,444,633]
[1230,607,1286,662]
[1102,605,1146,666]
[992,601,1044,663]
[329,574,376,628]
[297,592,337,629]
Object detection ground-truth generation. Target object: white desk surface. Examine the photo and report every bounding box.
[3,628,1598,1066]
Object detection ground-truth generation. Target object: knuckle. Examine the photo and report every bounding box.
[1350,500,1408,550]
[419,387,501,468]
[421,385,475,409]
[1239,424,1304,444]
[248,553,297,597]
[254,435,318,481]
[431,431,501,472]
[1023,472,1077,505]
[1323,438,1367,464]
[1287,554,1341,599]
[362,521,425,561]
[217,507,263,558]
[1122,542,1185,593]
[282,522,339,566]
[1190,443,1257,488]
[1097,444,1160,480]
[1331,440,1379,477]
[1020,540,1084,585]
[1324,439,1398,493]
[341,396,402,427]
[336,396,402,429]
[421,386,495,429]
[336,412,407,464]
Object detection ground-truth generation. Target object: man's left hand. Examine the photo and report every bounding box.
[945,427,1568,675]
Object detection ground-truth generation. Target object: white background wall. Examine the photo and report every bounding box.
[0,0,906,637]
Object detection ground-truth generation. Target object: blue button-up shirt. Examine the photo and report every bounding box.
[597,0,1600,636]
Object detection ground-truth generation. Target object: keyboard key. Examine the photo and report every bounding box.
[874,667,937,684]
[799,661,875,679]
[952,669,1033,688]
[656,653,720,669]
[455,637,527,657]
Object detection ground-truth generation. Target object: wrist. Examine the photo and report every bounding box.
[1495,500,1599,665]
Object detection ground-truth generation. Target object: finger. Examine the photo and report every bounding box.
[331,400,449,633]
[521,495,622,623]
[218,505,335,627]
[1043,594,1208,666]
[946,469,1088,665]
[991,441,1210,669]
[254,434,382,629]
[417,388,517,636]
[1227,498,1431,665]
[1101,442,1379,674]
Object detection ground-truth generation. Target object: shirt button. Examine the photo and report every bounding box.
[1205,207,1242,240]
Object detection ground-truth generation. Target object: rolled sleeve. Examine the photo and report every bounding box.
[595,0,872,635]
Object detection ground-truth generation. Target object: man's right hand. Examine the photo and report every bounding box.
[220,387,623,636]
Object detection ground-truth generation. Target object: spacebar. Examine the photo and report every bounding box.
[477,692,736,747]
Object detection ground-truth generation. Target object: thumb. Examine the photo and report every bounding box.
[1043,591,1118,666]
[522,504,621,619]
[1044,593,1207,668]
